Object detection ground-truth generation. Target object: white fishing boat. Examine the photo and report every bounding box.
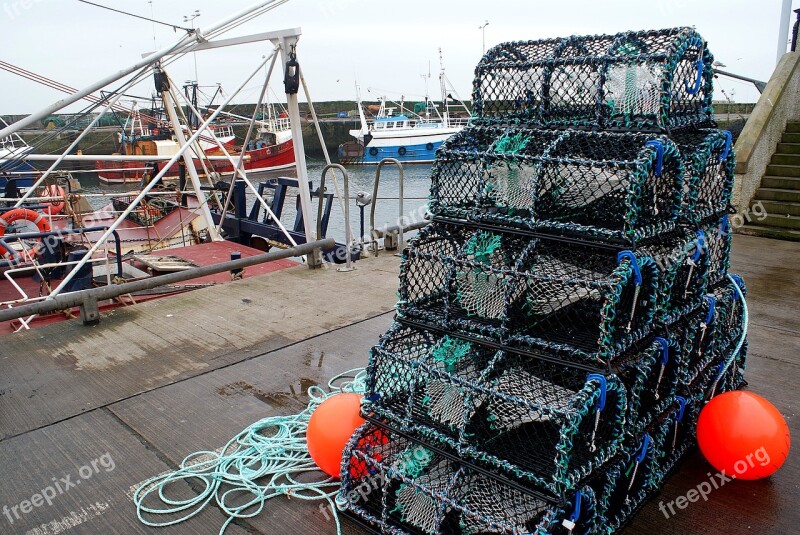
[339,50,471,164]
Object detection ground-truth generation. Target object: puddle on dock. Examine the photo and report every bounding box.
[215,377,320,408]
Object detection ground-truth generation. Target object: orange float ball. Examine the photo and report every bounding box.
[307,393,365,478]
[697,391,790,480]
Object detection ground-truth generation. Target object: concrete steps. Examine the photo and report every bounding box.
[742,122,800,240]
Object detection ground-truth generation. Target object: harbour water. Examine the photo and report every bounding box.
[74,158,433,247]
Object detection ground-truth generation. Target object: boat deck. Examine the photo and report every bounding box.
[0,240,297,334]
[0,235,797,534]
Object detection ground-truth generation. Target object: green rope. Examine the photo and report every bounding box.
[133,368,367,535]
[493,132,529,155]
[430,336,471,373]
[464,232,502,265]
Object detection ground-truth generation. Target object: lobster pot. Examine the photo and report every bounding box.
[665,308,706,387]
[471,28,714,131]
[340,423,599,535]
[591,429,663,533]
[365,323,628,495]
[651,396,702,477]
[706,275,747,359]
[614,337,679,437]
[429,127,684,243]
[397,223,534,335]
[700,215,733,286]
[398,223,660,366]
[672,128,735,224]
[706,335,749,396]
[638,230,709,323]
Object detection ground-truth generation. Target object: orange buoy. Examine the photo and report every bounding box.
[306,393,364,478]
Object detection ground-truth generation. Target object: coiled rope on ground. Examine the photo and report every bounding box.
[133,368,367,535]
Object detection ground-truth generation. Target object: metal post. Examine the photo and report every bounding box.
[321,164,354,272]
[370,158,405,253]
[778,0,793,64]
[280,34,321,268]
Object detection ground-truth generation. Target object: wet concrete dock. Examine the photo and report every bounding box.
[0,236,797,534]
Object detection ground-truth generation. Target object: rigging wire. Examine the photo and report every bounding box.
[76,0,191,32]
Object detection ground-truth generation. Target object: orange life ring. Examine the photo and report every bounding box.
[42,184,65,215]
[0,208,51,258]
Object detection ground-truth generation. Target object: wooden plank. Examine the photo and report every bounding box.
[0,254,400,441]
[0,410,249,535]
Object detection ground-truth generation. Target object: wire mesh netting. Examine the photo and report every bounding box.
[651,395,702,478]
[364,322,628,494]
[471,28,714,131]
[700,215,733,286]
[429,127,684,243]
[340,423,599,535]
[398,222,660,365]
[353,24,745,535]
[637,229,709,324]
[613,337,679,437]
[672,128,735,224]
[590,428,662,534]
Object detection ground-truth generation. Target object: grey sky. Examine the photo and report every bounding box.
[0,0,796,114]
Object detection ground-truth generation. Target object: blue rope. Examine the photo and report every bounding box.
[708,274,749,398]
[133,368,368,534]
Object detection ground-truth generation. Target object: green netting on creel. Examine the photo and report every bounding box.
[493,132,531,154]
[430,336,472,373]
[340,423,600,534]
[471,27,715,131]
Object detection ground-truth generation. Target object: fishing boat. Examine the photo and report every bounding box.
[339,50,471,164]
[96,88,295,184]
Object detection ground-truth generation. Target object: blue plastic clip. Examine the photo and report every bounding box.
[719,130,732,161]
[675,396,688,423]
[366,394,381,403]
[692,230,706,262]
[644,140,664,176]
[636,434,651,463]
[655,337,670,365]
[718,215,730,238]
[569,490,583,523]
[587,374,607,411]
[616,250,643,285]
[685,59,704,94]
[704,295,717,325]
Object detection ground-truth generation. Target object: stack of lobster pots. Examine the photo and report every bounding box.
[338,27,747,534]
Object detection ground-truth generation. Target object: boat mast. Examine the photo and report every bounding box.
[354,83,369,138]
[439,48,449,128]
[159,66,222,241]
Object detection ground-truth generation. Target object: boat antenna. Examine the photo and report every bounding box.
[77,0,191,32]
[148,1,157,47]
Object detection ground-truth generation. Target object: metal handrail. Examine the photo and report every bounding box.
[369,158,405,253]
[318,163,353,271]
[0,238,334,324]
